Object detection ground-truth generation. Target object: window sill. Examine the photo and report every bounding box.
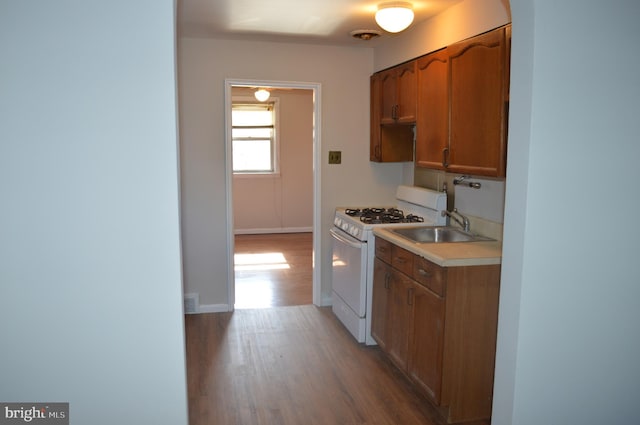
[233,172,281,179]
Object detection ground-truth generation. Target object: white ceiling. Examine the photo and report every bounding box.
[177,0,463,46]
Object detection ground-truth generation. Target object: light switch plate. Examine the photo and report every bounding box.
[328,151,341,164]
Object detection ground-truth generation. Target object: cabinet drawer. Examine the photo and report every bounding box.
[391,245,414,276]
[413,256,446,297]
[375,237,392,263]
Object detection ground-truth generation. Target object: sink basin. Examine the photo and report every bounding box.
[389,226,495,244]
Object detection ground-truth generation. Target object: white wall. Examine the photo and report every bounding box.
[178,38,405,308]
[0,2,188,425]
[233,88,314,234]
[493,0,640,424]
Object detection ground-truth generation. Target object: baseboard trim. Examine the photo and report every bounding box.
[197,304,231,314]
[234,227,312,235]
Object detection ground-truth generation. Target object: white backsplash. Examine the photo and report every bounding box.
[465,214,504,241]
[454,178,505,223]
[413,168,505,240]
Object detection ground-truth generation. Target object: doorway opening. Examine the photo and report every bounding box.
[224,79,322,310]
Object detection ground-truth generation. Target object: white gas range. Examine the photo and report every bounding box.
[330,185,448,345]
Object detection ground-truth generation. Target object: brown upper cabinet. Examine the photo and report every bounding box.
[446,26,509,177]
[416,26,509,177]
[415,48,449,170]
[370,72,414,162]
[380,61,417,124]
[375,25,510,175]
[370,25,511,167]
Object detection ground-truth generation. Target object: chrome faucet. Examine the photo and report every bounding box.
[442,208,471,232]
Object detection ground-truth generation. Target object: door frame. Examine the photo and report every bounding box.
[224,78,322,309]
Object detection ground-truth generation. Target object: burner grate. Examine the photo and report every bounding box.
[347,207,424,224]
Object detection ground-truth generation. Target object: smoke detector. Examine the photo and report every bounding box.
[350,29,382,41]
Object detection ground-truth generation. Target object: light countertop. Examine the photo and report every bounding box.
[373,228,503,267]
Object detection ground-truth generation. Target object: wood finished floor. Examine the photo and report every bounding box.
[186,305,448,425]
[186,232,455,424]
[234,233,313,308]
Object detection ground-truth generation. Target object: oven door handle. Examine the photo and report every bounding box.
[330,228,363,249]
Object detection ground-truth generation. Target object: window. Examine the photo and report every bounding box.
[232,101,278,174]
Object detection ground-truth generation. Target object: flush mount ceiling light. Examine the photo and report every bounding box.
[350,29,382,41]
[375,2,415,33]
[254,88,270,102]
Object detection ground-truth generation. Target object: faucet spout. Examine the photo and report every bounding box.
[441,208,471,232]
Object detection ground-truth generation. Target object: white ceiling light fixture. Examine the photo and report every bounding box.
[254,88,270,102]
[375,2,415,33]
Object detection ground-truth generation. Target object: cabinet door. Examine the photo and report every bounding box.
[416,49,449,169]
[370,74,382,161]
[395,61,417,123]
[379,62,417,124]
[386,269,413,372]
[448,27,508,177]
[380,69,397,125]
[371,258,391,349]
[409,283,445,404]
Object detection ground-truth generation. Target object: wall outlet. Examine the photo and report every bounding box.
[328,151,341,164]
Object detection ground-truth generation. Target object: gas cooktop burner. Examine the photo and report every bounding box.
[345,207,424,224]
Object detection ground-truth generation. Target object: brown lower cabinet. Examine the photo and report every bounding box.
[371,237,501,423]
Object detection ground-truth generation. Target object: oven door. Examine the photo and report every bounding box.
[330,227,368,317]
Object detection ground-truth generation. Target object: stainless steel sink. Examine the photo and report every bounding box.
[389,226,494,244]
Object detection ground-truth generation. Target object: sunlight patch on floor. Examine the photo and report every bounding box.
[234,252,290,271]
[235,280,275,309]
[234,252,291,309]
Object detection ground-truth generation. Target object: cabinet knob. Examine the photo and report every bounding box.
[418,268,432,278]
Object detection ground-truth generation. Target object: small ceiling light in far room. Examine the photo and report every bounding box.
[375,2,414,33]
[254,88,270,102]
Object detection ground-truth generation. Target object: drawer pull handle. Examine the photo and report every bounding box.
[384,273,391,289]
[408,287,414,305]
[396,257,406,263]
[418,268,432,278]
